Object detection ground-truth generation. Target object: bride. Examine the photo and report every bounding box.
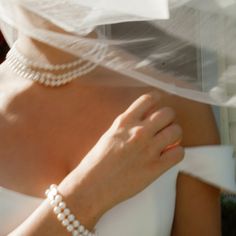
[0,0,235,235]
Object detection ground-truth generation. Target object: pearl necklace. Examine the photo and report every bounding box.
[5,42,107,87]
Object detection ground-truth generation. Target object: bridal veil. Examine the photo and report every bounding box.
[0,0,236,107]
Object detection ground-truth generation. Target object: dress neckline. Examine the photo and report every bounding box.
[0,145,232,201]
[0,185,44,201]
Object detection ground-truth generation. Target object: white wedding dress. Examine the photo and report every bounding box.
[0,145,235,236]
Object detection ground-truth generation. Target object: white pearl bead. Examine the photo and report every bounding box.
[53,206,61,214]
[67,224,74,232]
[79,225,85,233]
[45,189,50,196]
[50,184,57,190]
[51,80,57,87]
[33,74,39,81]
[84,229,89,235]
[39,77,45,84]
[50,200,57,207]
[57,213,65,221]
[73,220,80,228]
[45,80,50,86]
[55,195,62,204]
[62,219,69,226]
[72,230,79,236]
[56,80,61,86]
[5,40,107,88]
[59,201,66,209]
[48,192,55,201]
[68,214,75,222]
[63,208,70,215]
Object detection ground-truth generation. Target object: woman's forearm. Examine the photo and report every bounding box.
[9,177,101,236]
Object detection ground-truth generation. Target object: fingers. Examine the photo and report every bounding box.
[160,146,185,167]
[113,91,183,164]
[162,140,182,153]
[123,92,160,122]
[152,123,183,152]
[145,107,176,136]
[149,146,184,180]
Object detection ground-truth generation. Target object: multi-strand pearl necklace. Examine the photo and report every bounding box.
[5,42,107,87]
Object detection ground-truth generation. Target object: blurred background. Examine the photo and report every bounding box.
[0,30,9,63]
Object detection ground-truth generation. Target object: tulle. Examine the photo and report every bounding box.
[1,0,236,107]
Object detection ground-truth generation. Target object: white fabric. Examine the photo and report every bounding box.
[0,145,235,236]
[1,0,236,107]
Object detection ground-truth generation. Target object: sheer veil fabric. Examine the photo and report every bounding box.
[0,0,236,106]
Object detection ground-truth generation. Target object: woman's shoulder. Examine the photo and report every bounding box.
[165,92,221,147]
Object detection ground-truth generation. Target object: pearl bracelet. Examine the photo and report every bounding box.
[45,184,96,236]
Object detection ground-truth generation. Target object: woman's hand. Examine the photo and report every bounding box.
[10,92,184,236]
[60,92,184,224]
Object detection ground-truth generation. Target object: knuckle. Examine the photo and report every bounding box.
[163,107,176,120]
[151,107,175,123]
[129,126,146,142]
[142,93,153,100]
[172,124,183,137]
[158,123,182,143]
[114,113,128,127]
[157,130,169,145]
[140,93,155,104]
[160,128,171,142]
[132,126,145,137]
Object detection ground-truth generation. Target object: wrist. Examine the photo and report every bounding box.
[45,185,94,236]
[58,172,104,230]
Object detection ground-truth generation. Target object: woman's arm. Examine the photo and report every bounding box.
[171,173,221,236]
[171,102,221,236]
[9,92,184,235]
[9,186,100,236]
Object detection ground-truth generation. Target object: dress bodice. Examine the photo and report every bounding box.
[0,145,235,236]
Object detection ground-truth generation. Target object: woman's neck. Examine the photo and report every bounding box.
[17,34,79,66]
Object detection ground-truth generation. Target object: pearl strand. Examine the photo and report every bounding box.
[10,42,84,71]
[5,42,107,87]
[45,184,96,236]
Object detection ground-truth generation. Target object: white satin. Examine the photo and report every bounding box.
[0,145,235,236]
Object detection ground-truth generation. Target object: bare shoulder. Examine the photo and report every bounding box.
[169,94,221,147]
